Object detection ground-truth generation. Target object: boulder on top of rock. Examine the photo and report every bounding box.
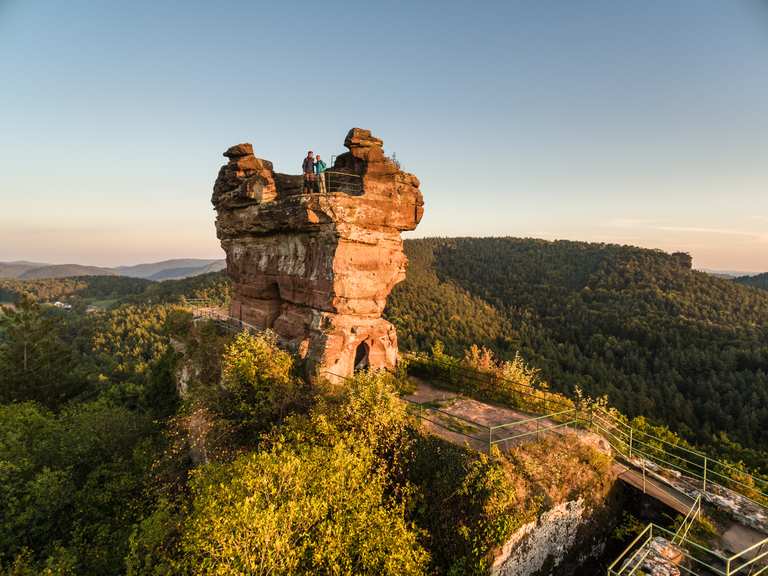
[224,143,254,158]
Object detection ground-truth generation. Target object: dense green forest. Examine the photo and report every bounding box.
[0,272,229,308]
[2,241,767,573]
[735,272,768,291]
[386,238,768,466]
[0,272,613,574]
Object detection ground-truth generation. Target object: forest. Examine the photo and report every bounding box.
[2,237,768,573]
[0,273,610,574]
[385,237,768,468]
[736,272,768,291]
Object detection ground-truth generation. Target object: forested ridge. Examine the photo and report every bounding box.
[386,237,768,462]
[736,272,768,291]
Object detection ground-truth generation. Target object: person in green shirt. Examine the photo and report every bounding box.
[315,155,328,194]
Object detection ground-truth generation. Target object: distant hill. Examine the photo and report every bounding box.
[114,258,224,279]
[0,261,49,278]
[734,272,768,291]
[698,268,758,279]
[19,264,116,280]
[386,237,768,460]
[0,258,225,281]
[145,260,226,281]
[0,271,228,307]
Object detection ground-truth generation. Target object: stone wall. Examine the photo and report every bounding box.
[212,128,424,380]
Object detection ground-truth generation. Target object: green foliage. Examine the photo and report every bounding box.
[385,240,517,356]
[143,371,431,576]
[404,436,522,576]
[125,499,185,576]
[217,331,299,435]
[0,296,77,407]
[0,276,151,307]
[180,440,429,576]
[0,271,229,310]
[387,238,768,465]
[131,272,230,306]
[735,272,768,291]
[0,400,156,574]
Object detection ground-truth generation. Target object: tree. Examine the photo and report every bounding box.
[179,439,428,576]
[217,331,299,434]
[0,296,75,407]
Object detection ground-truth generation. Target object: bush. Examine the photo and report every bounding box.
[218,331,299,434]
[180,440,429,576]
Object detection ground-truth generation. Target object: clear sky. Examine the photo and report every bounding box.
[1,0,766,271]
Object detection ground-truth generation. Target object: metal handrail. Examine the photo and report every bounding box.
[407,353,768,507]
[673,494,701,545]
[607,524,653,575]
[324,170,362,194]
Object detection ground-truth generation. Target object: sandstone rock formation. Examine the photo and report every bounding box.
[212,128,424,380]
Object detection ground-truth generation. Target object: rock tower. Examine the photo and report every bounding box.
[212,128,424,380]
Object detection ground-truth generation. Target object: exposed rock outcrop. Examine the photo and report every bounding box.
[212,128,424,380]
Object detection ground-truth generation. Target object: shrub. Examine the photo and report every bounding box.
[180,440,429,576]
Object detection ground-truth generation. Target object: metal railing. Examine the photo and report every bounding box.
[403,395,580,454]
[406,353,768,509]
[489,408,579,449]
[607,518,768,575]
[589,406,768,509]
[324,171,362,195]
[186,301,261,335]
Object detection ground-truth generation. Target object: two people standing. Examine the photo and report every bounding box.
[302,150,327,194]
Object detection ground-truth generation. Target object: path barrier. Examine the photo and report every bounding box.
[608,501,768,575]
[325,171,362,194]
[405,352,768,509]
[402,395,580,454]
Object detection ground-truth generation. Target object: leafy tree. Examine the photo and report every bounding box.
[0,401,156,574]
[0,296,76,407]
[179,440,429,576]
[217,331,300,435]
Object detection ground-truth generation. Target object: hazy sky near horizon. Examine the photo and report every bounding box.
[1,0,767,271]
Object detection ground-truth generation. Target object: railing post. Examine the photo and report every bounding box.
[642,459,647,494]
[703,456,708,494]
[629,427,634,459]
[488,426,492,455]
[725,557,731,576]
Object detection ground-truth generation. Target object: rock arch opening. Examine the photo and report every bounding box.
[354,341,370,372]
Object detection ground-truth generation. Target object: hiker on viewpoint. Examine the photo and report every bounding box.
[302,151,315,193]
[315,154,327,194]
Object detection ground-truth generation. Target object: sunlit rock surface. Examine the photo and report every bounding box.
[212,128,423,380]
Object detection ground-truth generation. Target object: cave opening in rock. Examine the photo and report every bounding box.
[354,341,370,372]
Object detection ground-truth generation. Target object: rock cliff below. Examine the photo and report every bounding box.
[212,128,424,379]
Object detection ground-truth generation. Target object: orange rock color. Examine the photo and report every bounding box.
[212,128,424,380]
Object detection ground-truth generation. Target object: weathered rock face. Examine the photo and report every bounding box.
[212,128,424,380]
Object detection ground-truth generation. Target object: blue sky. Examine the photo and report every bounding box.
[1,0,766,271]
